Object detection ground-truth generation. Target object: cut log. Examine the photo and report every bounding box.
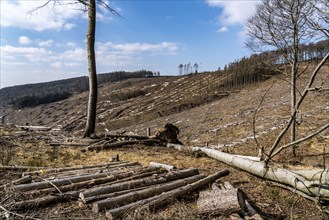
[0,175,32,190]
[16,162,140,192]
[16,125,51,131]
[80,168,199,202]
[105,169,229,219]
[197,183,243,215]
[149,162,176,171]
[92,174,205,213]
[0,165,46,171]
[81,139,161,152]
[12,191,80,210]
[79,186,149,207]
[26,168,156,196]
[192,147,329,201]
[22,161,137,176]
[104,134,150,140]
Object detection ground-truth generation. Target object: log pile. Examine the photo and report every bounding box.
[0,161,232,219]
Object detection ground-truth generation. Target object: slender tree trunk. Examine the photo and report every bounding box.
[290,12,299,157]
[84,0,98,138]
[290,61,297,157]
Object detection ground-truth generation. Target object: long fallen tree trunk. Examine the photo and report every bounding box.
[105,169,229,219]
[192,147,329,201]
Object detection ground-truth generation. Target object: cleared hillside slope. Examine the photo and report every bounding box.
[2,65,329,163]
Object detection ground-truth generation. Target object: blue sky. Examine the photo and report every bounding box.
[0,0,259,88]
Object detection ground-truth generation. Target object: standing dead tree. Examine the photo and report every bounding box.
[31,0,120,138]
[246,0,329,160]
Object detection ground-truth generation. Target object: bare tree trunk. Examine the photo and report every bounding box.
[290,60,297,157]
[193,147,329,201]
[84,0,98,138]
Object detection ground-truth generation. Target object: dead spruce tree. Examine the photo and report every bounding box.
[246,0,329,160]
[32,0,119,138]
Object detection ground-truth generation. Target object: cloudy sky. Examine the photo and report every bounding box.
[0,0,259,88]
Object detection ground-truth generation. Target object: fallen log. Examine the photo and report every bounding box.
[26,168,156,196]
[16,125,51,131]
[22,161,137,176]
[92,174,205,213]
[149,162,176,171]
[79,186,149,207]
[104,134,150,140]
[80,171,166,204]
[0,175,32,190]
[0,165,46,171]
[105,169,229,219]
[16,162,140,192]
[192,147,329,201]
[79,168,199,201]
[12,191,80,210]
[81,139,161,152]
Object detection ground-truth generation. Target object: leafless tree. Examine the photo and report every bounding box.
[32,0,120,138]
[246,0,318,157]
[193,62,199,73]
[178,64,184,75]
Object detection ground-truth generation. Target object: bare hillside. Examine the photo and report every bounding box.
[1,65,329,219]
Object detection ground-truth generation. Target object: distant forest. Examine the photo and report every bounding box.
[206,39,329,89]
[0,70,156,108]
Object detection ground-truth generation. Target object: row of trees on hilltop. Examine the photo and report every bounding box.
[199,39,329,92]
[177,62,200,75]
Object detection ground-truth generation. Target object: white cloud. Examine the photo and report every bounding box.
[18,36,31,44]
[217,26,229,32]
[66,42,77,48]
[51,62,63,68]
[38,39,54,47]
[1,45,52,62]
[1,0,84,31]
[60,48,86,62]
[101,41,178,54]
[206,0,259,26]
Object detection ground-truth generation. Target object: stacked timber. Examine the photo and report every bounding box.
[0,161,230,219]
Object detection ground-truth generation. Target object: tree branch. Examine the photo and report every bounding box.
[270,122,329,159]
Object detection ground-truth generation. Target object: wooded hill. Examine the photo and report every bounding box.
[0,70,155,108]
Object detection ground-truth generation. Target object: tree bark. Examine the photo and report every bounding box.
[83,0,98,138]
[105,169,229,219]
[92,174,205,213]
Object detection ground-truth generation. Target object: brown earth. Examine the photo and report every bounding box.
[1,64,329,219]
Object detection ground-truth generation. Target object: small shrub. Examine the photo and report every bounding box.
[0,145,14,166]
